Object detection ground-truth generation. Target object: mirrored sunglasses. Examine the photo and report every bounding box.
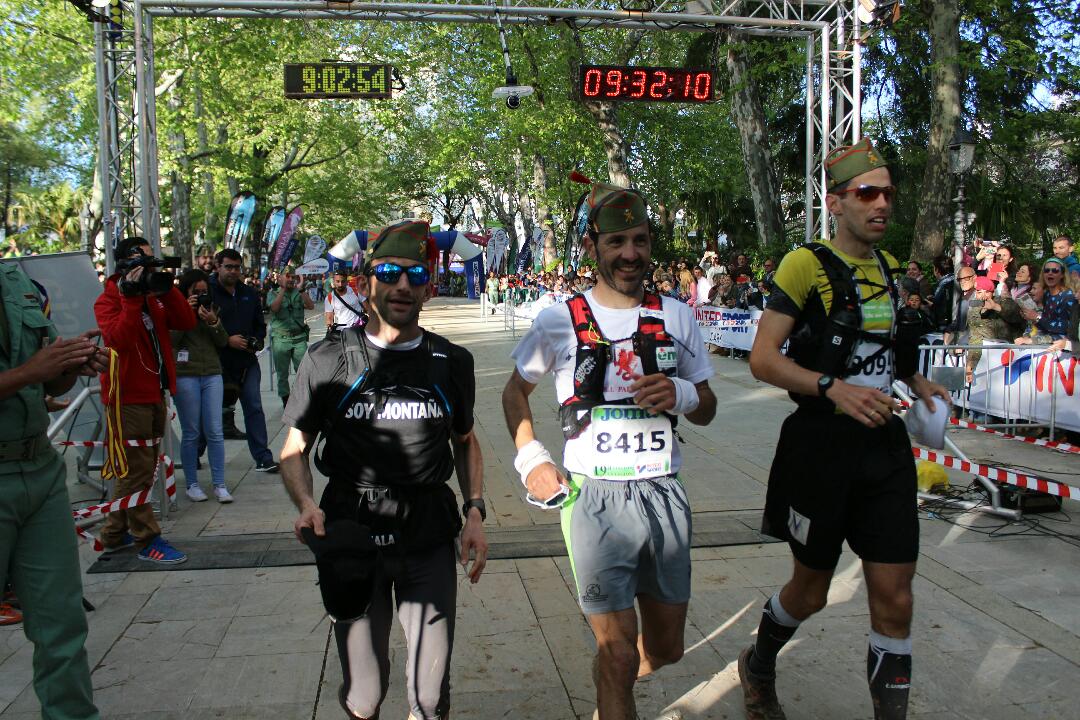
[369,262,430,286]
[835,184,896,203]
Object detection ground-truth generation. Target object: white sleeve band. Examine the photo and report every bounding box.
[670,377,700,415]
[513,440,554,486]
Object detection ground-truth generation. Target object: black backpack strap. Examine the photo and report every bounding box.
[337,327,373,412]
[425,332,455,421]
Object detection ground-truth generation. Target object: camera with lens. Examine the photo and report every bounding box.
[116,250,182,296]
[505,94,521,110]
[196,293,213,310]
[243,335,264,352]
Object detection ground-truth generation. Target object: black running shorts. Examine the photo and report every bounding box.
[761,408,919,571]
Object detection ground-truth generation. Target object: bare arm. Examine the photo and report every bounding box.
[749,309,898,428]
[280,426,325,542]
[302,291,315,310]
[452,428,487,582]
[324,312,335,326]
[269,290,285,314]
[502,369,566,501]
[501,368,540,449]
[684,380,716,426]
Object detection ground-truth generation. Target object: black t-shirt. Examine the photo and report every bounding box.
[284,330,475,488]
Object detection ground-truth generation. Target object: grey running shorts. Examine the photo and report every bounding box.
[561,473,692,614]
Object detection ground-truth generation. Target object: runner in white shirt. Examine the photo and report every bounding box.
[502,177,716,720]
[323,269,367,331]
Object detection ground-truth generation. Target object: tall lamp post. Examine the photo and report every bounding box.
[948,127,976,338]
[948,127,977,265]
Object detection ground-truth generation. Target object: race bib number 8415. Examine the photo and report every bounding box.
[589,405,673,480]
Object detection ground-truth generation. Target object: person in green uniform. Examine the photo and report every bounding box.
[268,265,314,408]
[0,261,108,720]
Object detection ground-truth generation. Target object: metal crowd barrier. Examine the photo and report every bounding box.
[919,340,1064,440]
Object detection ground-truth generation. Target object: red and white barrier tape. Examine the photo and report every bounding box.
[897,401,1079,455]
[73,454,176,551]
[56,438,162,448]
[912,447,1079,500]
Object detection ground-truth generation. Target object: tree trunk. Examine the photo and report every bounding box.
[166,84,193,265]
[170,171,193,264]
[583,101,632,186]
[655,201,679,249]
[532,154,559,268]
[724,34,786,249]
[911,0,961,261]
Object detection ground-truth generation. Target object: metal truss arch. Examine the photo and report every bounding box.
[96,0,864,260]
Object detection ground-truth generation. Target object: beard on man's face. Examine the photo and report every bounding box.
[372,286,422,328]
[598,255,646,293]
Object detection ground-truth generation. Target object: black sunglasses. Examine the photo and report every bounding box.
[834,184,896,203]
[368,262,431,286]
[1043,267,1063,275]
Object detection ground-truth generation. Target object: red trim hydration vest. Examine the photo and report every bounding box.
[558,291,677,439]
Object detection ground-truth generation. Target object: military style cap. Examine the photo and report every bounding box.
[367,220,430,264]
[571,171,648,234]
[825,137,889,189]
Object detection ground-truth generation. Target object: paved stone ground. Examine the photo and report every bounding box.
[2,297,1079,719]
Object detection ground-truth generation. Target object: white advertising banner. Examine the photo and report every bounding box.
[695,306,762,351]
[964,343,1080,432]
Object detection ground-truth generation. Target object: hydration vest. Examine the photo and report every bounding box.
[785,243,920,408]
[558,292,678,439]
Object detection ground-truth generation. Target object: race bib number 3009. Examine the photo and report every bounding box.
[589,405,673,480]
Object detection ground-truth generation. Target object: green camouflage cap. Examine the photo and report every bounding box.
[588,183,649,234]
[825,137,889,189]
[367,220,430,265]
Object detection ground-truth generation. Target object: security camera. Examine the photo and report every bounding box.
[492,84,534,109]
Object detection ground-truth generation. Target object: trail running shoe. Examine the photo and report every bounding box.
[137,537,188,565]
[0,602,21,626]
[101,532,136,553]
[186,486,209,502]
[213,486,234,503]
[738,646,787,720]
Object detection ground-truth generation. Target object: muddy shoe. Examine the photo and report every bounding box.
[738,646,787,720]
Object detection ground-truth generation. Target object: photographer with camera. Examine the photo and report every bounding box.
[268,265,314,408]
[172,269,232,503]
[94,236,195,563]
[210,248,278,473]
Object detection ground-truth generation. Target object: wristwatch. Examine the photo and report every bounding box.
[817,374,835,397]
[462,498,486,522]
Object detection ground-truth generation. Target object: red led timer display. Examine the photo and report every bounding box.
[578,65,716,103]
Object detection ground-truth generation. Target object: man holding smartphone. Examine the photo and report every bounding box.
[211,248,277,472]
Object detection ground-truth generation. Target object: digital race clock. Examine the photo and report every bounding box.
[283,63,392,99]
[578,65,716,103]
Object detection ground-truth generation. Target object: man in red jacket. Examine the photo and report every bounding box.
[94,237,196,564]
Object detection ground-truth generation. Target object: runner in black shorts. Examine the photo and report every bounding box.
[280,220,488,720]
[743,138,950,720]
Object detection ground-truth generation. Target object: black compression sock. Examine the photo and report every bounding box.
[747,592,801,680]
[867,631,912,720]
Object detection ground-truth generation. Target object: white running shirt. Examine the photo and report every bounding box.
[325,287,365,327]
[511,289,713,477]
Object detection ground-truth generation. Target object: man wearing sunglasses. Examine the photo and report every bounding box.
[503,178,717,720]
[744,137,950,720]
[280,220,487,720]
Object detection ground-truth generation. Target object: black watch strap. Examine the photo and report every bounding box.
[462,498,486,521]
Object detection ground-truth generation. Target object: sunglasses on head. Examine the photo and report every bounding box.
[368,262,430,286]
[834,184,896,202]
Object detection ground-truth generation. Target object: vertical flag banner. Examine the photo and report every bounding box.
[223,191,258,251]
[270,205,304,269]
[255,208,285,269]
